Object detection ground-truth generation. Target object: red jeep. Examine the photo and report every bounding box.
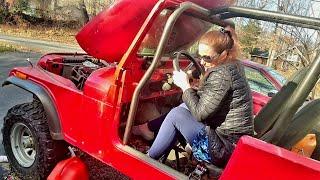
[2,0,320,179]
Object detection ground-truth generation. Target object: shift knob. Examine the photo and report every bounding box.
[162,82,171,91]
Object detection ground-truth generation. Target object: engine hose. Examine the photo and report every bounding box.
[62,57,87,63]
[63,56,109,67]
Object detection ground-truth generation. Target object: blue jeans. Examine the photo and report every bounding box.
[147,103,205,159]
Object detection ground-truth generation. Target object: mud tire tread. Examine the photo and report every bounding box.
[2,99,67,180]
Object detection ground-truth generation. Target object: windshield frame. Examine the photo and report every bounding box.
[137,9,214,57]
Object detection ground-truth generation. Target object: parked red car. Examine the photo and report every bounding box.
[242,60,287,115]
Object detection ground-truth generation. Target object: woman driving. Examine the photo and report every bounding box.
[133,27,253,167]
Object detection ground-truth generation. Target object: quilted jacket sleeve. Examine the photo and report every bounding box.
[182,66,231,122]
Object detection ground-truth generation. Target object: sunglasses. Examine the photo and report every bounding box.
[200,54,220,62]
[200,55,211,62]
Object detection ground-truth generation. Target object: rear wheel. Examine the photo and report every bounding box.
[2,99,67,179]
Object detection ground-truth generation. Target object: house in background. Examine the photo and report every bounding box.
[250,47,301,70]
[250,48,269,65]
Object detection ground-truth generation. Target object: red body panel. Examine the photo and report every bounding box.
[76,0,229,62]
[76,0,158,61]
[11,65,184,179]
[251,91,270,115]
[221,136,320,179]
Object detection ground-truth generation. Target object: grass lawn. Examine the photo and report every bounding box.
[0,24,78,45]
[0,42,16,53]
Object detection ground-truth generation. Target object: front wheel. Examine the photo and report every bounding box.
[2,100,67,179]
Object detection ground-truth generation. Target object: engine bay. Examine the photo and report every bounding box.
[38,53,115,90]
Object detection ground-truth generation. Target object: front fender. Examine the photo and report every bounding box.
[2,76,63,140]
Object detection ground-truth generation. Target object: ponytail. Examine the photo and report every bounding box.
[199,26,239,65]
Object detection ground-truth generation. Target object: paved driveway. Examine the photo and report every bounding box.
[0,52,42,177]
[0,52,42,155]
[0,34,83,53]
[0,35,84,176]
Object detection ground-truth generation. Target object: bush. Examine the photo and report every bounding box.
[0,0,9,23]
[12,0,30,14]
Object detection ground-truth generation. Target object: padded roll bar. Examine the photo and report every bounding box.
[211,6,320,30]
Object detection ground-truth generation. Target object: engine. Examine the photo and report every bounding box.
[38,54,113,90]
[64,58,107,89]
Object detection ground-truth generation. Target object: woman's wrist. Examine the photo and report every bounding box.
[182,84,191,92]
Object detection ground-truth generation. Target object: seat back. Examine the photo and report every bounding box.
[277,99,320,149]
[254,68,308,139]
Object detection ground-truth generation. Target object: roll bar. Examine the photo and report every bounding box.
[211,6,320,30]
[123,2,320,145]
[123,2,210,144]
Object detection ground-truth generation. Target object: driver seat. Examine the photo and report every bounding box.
[254,68,308,142]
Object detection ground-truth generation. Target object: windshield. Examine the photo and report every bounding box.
[267,68,287,86]
[138,9,212,56]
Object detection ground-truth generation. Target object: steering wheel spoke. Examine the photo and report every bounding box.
[184,62,194,72]
[173,50,204,78]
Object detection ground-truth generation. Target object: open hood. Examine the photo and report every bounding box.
[76,0,231,62]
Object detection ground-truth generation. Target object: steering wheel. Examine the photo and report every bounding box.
[173,50,204,78]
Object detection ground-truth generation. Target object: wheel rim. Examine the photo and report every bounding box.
[10,123,36,167]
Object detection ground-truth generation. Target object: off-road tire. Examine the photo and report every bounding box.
[2,99,67,180]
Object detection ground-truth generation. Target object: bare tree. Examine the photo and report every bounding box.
[52,0,58,10]
[236,0,319,66]
[35,0,52,18]
[270,0,319,67]
[78,0,89,24]
[237,0,320,98]
[235,0,270,9]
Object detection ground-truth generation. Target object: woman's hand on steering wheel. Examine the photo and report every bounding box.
[172,70,191,92]
[173,50,204,79]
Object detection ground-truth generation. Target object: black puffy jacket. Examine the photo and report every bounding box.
[182,61,253,166]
